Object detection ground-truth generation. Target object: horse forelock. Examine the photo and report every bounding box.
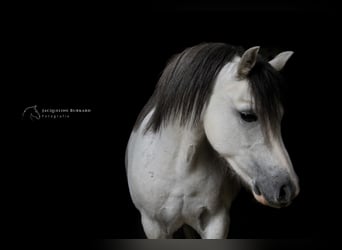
[134,43,284,135]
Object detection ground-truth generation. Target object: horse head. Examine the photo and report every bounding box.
[203,47,299,208]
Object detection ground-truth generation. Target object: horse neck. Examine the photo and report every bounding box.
[166,121,205,148]
[161,121,209,171]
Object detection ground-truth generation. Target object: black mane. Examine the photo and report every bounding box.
[134,43,283,135]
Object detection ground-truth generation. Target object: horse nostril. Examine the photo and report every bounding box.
[277,184,289,203]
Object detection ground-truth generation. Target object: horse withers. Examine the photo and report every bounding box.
[125,43,299,239]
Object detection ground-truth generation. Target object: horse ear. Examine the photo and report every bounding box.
[269,51,294,71]
[237,46,260,78]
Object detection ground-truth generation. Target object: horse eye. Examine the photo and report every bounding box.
[239,111,258,122]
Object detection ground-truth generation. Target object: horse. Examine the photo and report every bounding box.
[22,105,41,121]
[125,43,299,239]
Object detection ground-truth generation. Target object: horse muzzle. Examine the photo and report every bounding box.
[252,175,299,208]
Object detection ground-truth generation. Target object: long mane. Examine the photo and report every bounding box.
[134,43,283,135]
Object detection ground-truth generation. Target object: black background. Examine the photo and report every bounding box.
[10,0,339,247]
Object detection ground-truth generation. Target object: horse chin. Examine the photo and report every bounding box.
[252,191,269,206]
[252,191,286,208]
[252,192,290,208]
